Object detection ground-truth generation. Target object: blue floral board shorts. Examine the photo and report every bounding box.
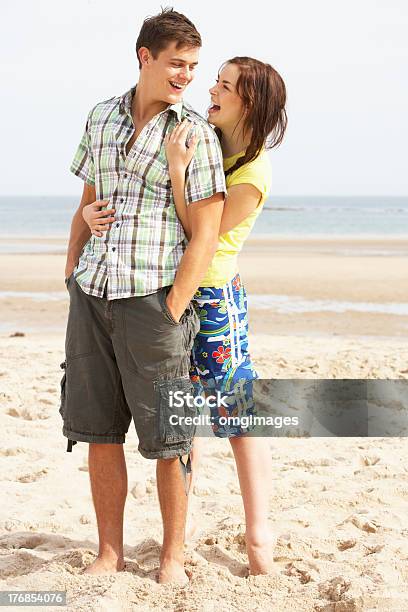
[190,273,258,438]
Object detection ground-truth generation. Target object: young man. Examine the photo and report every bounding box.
[61,9,225,584]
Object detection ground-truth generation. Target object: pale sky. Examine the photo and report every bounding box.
[1,0,407,196]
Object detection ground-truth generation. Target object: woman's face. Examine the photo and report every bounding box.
[207,63,245,131]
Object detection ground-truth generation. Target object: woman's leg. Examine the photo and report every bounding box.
[229,435,276,574]
[217,275,275,573]
[186,276,276,570]
[185,436,205,540]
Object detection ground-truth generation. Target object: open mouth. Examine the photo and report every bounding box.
[208,104,220,113]
[169,81,185,92]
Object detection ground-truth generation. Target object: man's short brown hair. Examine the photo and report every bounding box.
[136,7,202,69]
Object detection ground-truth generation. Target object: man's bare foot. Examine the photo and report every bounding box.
[158,556,189,585]
[83,555,125,575]
[246,533,277,575]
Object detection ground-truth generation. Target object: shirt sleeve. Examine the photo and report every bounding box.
[70,110,96,186]
[184,123,226,205]
[228,154,272,201]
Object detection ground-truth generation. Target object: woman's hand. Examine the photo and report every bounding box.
[164,119,199,173]
[82,201,116,238]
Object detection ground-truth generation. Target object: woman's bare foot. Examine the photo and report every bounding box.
[83,555,125,575]
[158,555,189,585]
[245,533,276,575]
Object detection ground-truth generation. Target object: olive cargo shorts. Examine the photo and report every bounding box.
[59,274,200,459]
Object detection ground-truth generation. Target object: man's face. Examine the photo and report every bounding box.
[140,41,200,104]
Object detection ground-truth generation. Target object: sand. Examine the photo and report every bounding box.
[0,236,407,610]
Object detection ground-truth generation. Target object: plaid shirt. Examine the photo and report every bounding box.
[70,85,226,299]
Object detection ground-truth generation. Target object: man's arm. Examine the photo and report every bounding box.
[166,192,224,321]
[65,182,96,278]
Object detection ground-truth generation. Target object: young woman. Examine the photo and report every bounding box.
[82,56,287,575]
[164,56,287,575]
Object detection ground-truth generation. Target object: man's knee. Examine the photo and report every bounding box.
[89,442,125,455]
[156,456,180,466]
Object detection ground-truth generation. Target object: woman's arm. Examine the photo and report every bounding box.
[169,171,262,239]
[165,119,198,241]
[218,183,262,235]
[165,120,263,238]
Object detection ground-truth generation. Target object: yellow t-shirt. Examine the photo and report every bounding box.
[200,149,272,287]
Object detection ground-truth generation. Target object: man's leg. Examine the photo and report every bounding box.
[84,443,127,574]
[156,455,189,584]
[61,279,132,575]
[114,288,200,583]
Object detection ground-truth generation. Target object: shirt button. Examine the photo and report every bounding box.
[112,247,116,252]
[116,223,120,228]
[120,197,124,203]
[123,174,128,179]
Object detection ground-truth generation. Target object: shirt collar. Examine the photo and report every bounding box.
[119,85,183,122]
[168,100,183,121]
[119,86,134,116]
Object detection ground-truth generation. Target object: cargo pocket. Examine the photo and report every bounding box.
[155,376,196,444]
[59,360,66,418]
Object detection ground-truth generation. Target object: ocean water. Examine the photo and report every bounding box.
[0,195,407,240]
[0,290,406,317]
[249,295,408,316]
[1,196,406,324]
[261,195,408,236]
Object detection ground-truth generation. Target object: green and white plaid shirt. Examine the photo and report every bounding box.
[70,85,226,299]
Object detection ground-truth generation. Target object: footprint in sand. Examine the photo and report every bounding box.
[341,511,381,533]
[52,549,97,569]
[351,515,380,533]
[17,468,48,483]
[131,482,146,499]
[6,407,50,421]
[0,533,48,550]
[337,538,356,551]
[0,448,44,460]
[196,537,248,578]
[284,561,319,584]
[318,575,351,602]
[364,544,384,556]
[0,551,45,577]
[38,398,54,405]
[0,533,68,552]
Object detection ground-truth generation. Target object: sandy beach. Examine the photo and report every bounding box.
[1,236,408,610]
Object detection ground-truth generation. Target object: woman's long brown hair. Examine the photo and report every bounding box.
[216,57,287,177]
